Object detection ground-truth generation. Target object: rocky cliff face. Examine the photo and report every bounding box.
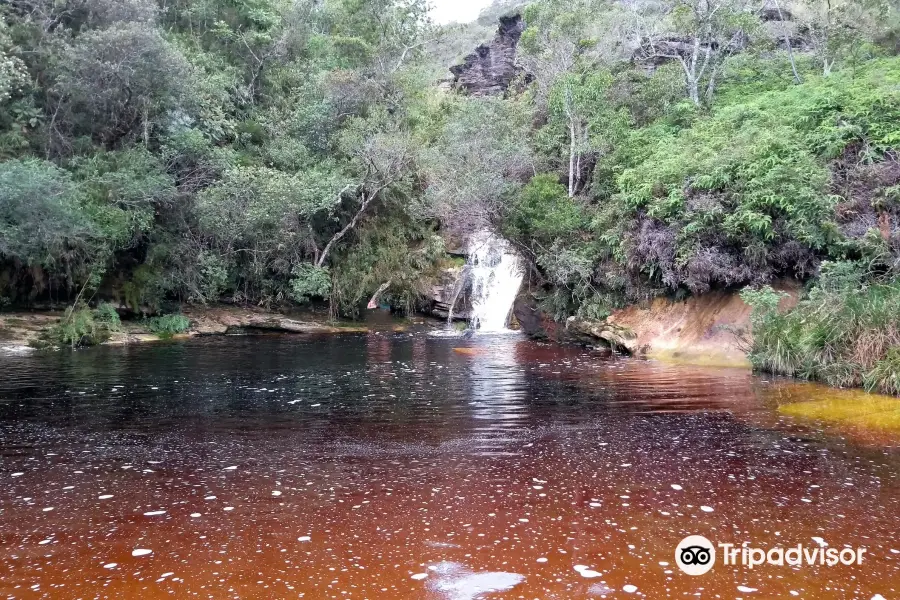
[449,14,525,96]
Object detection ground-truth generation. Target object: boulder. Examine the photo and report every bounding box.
[566,316,640,355]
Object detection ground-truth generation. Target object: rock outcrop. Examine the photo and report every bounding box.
[450,14,525,96]
[515,282,801,367]
[603,284,799,367]
[566,317,639,355]
[426,266,472,321]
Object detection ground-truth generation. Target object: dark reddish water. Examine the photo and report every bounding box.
[0,333,898,599]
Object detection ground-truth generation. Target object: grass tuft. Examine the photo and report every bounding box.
[742,264,900,396]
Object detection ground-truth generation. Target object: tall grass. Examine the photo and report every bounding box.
[742,265,900,396]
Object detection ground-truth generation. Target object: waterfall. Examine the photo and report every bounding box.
[467,230,524,332]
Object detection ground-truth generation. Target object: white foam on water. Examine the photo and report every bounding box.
[428,561,524,600]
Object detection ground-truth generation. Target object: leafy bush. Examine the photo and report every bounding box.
[289,264,332,304]
[145,314,191,338]
[49,304,121,348]
[0,160,99,280]
[93,302,122,332]
[507,174,586,245]
[330,217,445,317]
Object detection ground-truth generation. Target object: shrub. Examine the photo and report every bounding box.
[289,263,332,304]
[93,302,122,332]
[145,314,191,338]
[50,304,118,348]
[610,59,900,296]
[0,159,99,281]
[507,174,585,245]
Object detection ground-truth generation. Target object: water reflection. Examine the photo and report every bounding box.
[461,336,528,455]
[0,334,898,599]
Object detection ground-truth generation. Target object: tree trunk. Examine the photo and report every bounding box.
[568,119,577,198]
[687,77,700,107]
[679,50,701,107]
[774,0,802,84]
[565,86,577,198]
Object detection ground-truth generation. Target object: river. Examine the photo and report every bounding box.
[0,332,898,599]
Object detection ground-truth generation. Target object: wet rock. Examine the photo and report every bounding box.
[426,266,471,321]
[512,295,550,340]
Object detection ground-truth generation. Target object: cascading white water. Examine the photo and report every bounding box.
[467,230,524,332]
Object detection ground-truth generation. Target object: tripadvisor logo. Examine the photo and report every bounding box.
[675,535,867,575]
[676,535,716,575]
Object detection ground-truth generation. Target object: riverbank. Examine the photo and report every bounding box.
[513,282,801,368]
[0,305,374,352]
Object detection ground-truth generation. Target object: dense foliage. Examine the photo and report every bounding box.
[0,0,445,314]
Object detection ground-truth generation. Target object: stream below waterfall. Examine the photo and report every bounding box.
[1,331,899,599]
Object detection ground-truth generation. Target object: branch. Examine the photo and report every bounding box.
[316,184,385,268]
[391,38,436,73]
[366,280,392,309]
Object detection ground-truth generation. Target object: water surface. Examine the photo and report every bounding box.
[1,333,898,599]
